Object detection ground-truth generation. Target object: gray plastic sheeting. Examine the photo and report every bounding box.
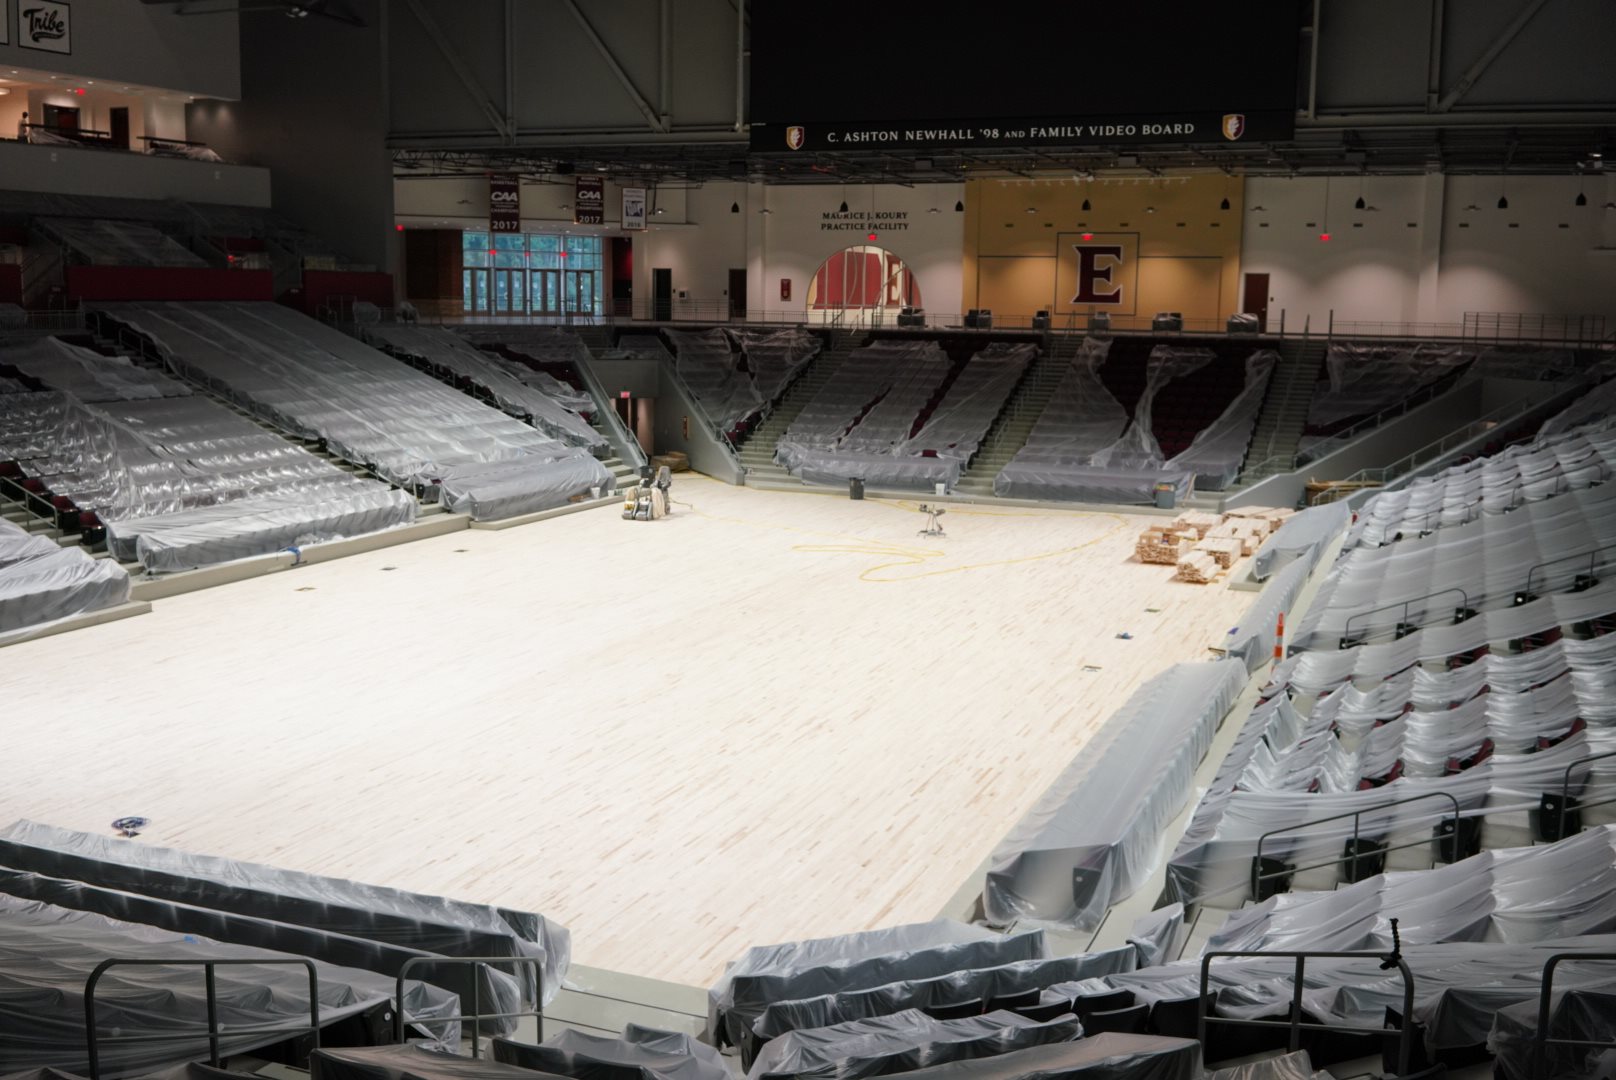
[492,1027,728,1080]
[751,951,1140,1041]
[0,518,130,639]
[0,338,191,402]
[0,893,460,1077]
[1204,1052,1330,1080]
[983,661,1247,930]
[312,1045,563,1080]
[734,330,823,403]
[96,303,607,519]
[776,342,950,469]
[709,921,1043,1048]
[1305,342,1471,430]
[859,1035,1198,1080]
[1251,502,1352,582]
[364,327,607,453]
[1491,987,1616,1080]
[746,1008,1083,1080]
[666,329,760,434]
[1164,352,1277,491]
[0,821,568,1007]
[436,451,615,519]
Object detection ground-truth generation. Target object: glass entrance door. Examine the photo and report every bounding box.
[493,268,526,314]
[462,268,490,313]
[566,270,595,316]
[531,269,562,316]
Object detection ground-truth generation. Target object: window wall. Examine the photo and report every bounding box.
[462,231,604,317]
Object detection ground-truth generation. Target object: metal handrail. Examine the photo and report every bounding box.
[1339,587,1472,647]
[659,356,740,456]
[1251,791,1463,898]
[395,955,544,1059]
[1556,748,1616,840]
[1522,543,1616,602]
[1198,946,1416,1075]
[84,957,320,1080]
[1532,952,1616,1079]
[564,349,647,470]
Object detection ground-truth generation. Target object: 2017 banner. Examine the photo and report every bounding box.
[621,187,647,230]
[575,177,604,225]
[489,176,521,234]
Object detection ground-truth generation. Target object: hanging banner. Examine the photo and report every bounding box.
[489,175,521,233]
[575,176,605,225]
[621,187,647,230]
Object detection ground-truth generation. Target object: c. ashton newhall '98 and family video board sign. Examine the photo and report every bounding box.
[756,111,1292,153]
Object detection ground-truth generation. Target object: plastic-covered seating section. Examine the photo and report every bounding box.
[492,1024,729,1080]
[1296,342,1474,463]
[38,217,209,268]
[0,890,461,1077]
[364,326,606,453]
[0,516,129,640]
[96,302,613,520]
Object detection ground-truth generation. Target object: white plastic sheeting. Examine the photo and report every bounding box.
[708,921,1044,1047]
[1091,348,1215,470]
[1468,345,1578,381]
[1305,342,1472,430]
[436,451,616,518]
[667,329,761,434]
[735,329,823,403]
[745,1009,1083,1080]
[1290,480,1616,650]
[777,342,949,463]
[1491,986,1616,1080]
[1251,502,1352,582]
[40,218,208,268]
[858,1035,1198,1080]
[464,330,598,414]
[983,660,1247,930]
[0,820,569,1009]
[1163,352,1277,490]
[492,1025,729,1080]
[0,892,461,1077]
[0,517,130,639]
[899,344,1033,461]
[311,1045,537,1080]
[0,338,191,402]
[365,326,606,452]
[1205,1053,1330,1080]
[1541,375,1616,439]
[1355,424,1616,548]
[97,303,610,519]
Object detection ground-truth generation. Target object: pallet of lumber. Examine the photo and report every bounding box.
[1136,528,1195,565]
[1170,510,1226,540]
[1225,505,1295,528]
[1207,520,1268,555]
[1176,551,1221,583]
[1195,536,1245,569]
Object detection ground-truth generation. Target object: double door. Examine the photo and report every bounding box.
[466,268,596,316]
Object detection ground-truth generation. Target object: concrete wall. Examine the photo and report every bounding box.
[0,138,269,205]
[0,0,239,99]
[187,2,394,274]
[1242,173,1616,332]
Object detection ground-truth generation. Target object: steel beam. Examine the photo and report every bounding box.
[400,0,512,140]
[1434,0,1551,112]
[1425,0,1444,111]
[561,0,668,134]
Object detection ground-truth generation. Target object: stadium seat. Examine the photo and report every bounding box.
[1082,1002,1148,1034]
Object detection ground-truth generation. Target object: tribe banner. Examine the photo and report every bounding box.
[757,110,1292,152]
[574,176,604,225]
[621,187,647,230]
[19,1,71,54]
[488,176,521,233]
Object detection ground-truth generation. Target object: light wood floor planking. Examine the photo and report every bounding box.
[1,478,1253,987]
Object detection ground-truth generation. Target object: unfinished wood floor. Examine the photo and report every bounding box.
[1,478,1253,987]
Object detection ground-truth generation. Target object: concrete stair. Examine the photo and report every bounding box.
[952,339,1074,498]
[735,337,854,486]
[1229,338,1327,489]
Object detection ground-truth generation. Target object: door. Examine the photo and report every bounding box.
[43,104,79,136]
[728,268,747,319]
[109,107,129,150]
[493,268,525,314]
[652,268,672,321]
[566,270,595,317]
[1242,273,1270,332]
[462,268,490,313]
[531,269,561,316]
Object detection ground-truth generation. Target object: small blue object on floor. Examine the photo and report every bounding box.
[111,816,149,838]
[1115,632,1134,640]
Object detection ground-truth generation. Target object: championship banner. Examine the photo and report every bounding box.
[621,187,648,231]
[575,177,604,225]
[489,175,521,233]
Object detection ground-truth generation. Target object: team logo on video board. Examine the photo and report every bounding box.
[1221,114,1246,141]
[785,126,806,150]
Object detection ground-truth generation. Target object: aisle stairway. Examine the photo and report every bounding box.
[951,337,1074,498]
[1230,338,1327,488]
[735,332,856,486]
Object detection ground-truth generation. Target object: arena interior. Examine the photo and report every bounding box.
[3,3,1616,1079]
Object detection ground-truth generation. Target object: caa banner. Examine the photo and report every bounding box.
[20,1,71,53]
[574,177,604,225]
[489,176,521,233]
[621,187,647,230]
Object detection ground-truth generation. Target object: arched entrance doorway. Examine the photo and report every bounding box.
[806,245,920,326]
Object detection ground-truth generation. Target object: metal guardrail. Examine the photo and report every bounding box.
[394,955,544,1059]
[1556,748,1616,840]
[1521,543,1616,603]
[571,346,648,471]
[1339,587,1473,647]
[1251,791,1463,898]
[84,957,321,1080]
[1197,942,1417,1075]
[1531,952,1616,1079]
